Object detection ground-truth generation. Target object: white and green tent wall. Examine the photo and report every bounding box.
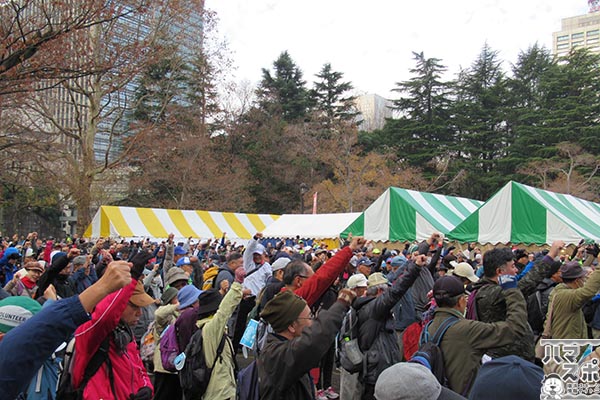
[447,181,600,245]
[341,187,483,242]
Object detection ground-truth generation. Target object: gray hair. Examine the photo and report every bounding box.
[366,283,389,296]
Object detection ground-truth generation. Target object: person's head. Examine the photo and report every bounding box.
[173,245,187,262]
[346,273,368,297]
[24,261,44,282]
[451,262,479,285]
[433,276,467,313]
[315,248,327,262]
[546,261,563,283]
[176,256,193,275]
[165,267,189,290]
[197,289,223,320]
[161,287,179,306]
[283,259,313,289]
[253,245,265,265]
[177,284,203,310]
[271,257,291,282]
[560,261,587,288]
[226,252,243,271]
[513,249,529,265]
[121,281,154,326]
[356,257,373,277]
[390,255,407,271]
[366,272,389,297]
[261,290,311,339]
[375,362,456,400]
[483,248,517,279]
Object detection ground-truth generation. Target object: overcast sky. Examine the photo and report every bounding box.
[208,1,589,98]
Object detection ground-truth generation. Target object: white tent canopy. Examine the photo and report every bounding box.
[263,213,361,239]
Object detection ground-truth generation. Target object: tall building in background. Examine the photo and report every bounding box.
[552,8,600,56]
[354,93,393,132]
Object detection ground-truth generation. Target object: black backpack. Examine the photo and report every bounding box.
[56,336,116,400]
[410,316,459,387]
[178,326,236,400]
[526,290,546,335]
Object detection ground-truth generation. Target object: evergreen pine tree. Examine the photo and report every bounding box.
[310,63,358,131]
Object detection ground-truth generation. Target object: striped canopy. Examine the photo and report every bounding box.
[447,181,600,245]
[263,213,361,239]
[83,206,279,241]
[341,187,482,242]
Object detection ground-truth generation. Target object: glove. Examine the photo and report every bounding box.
[130,387,152,400]
[498,275,518,290]
[129,251,154,280]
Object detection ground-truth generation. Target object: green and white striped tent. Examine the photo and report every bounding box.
[341,187,483,242]
[447,181,600,245]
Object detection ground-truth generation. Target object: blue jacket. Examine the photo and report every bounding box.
[0,296,90,400]
[0,247,20,286]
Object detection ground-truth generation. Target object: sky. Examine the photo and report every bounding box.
[208,1,590,98]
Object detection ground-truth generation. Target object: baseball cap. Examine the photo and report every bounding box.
[433,276,465,300]
[271,257,291,272]
[367,272,389,288]
[253,244,266,255]
[451,262,479,283]
[390,255,407,268]
[347,273,368,289]
[174,246,187,256]
[357,257,374,267]
[176,256,191,267]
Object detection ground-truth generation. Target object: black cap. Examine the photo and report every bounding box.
[433,276,465,299]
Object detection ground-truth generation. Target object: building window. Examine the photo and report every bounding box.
[557,43,570,50]
[571,32,584,39]
[587,29,600,37]
[572,41,584,47]
[587,37,599,44]
[557,35,569,42]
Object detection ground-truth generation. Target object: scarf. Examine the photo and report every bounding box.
[21,276,37,290]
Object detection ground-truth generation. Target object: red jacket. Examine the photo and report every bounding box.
[294,246,352,307]
[72,278,153,399]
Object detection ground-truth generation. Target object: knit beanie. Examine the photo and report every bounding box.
[261,290,307,333]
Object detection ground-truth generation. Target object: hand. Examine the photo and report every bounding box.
[549,240,566,258]
[337,288,357,305]
[189,256,198,263]
[129,251,154,280]
[349,236,366,251]
[498,274,518,290]
[254,232,263,239]
[98,260,132,293]
[168,233,174,243]
[67,248,81,259]
[219,279,230,295]
[153,263,160,272]
[44,284,57,301]
[413,254,427,267]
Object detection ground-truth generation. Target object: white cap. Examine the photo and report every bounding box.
[346,273,368,289]
[271,257,291,272]
[451,262,479,283]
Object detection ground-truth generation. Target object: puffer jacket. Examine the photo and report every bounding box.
[356,262,420,385]
[72,279,153,400]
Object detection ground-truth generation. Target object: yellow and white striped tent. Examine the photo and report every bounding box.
[84,206,280,242]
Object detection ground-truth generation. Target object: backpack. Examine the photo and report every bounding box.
[56,336,116,400]
[179,327,233,400]
[526,290,545,334]
[410,316,459,387]
[140,321,156,368]
[202,266,230,290]
[237,359,260,400]
[159,324,180,372]
[336,307,364,374]
[465,290,479,320]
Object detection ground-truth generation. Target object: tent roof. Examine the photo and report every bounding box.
[83,206,279,241]
[342,187,482,242]
[262,213,361,239]
[447,181,600,245]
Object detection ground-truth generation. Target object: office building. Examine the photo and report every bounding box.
[553,9,600,56]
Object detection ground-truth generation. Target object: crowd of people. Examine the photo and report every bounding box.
[0,230,599,400]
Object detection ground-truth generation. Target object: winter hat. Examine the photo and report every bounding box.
[0,296,42,333]
[24,261,44,273]
[72,255,87,266]
[177,285,203,310]
[560,261,586,280]
[375,362,464,400]
[468,355,543,400]
[161,287,179,305]
[261,290,307,333]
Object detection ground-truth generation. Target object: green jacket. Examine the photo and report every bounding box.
[471,258,551,360]
[427,288,528,396]
[548,267,600,340]
[197,282,242,400]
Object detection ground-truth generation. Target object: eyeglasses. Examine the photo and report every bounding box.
[296,314,315,321]
[297,275,309,279]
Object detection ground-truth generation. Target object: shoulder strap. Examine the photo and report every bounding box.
[245,263,264,279]
[431,316,459,346]
[77,336,111,392]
